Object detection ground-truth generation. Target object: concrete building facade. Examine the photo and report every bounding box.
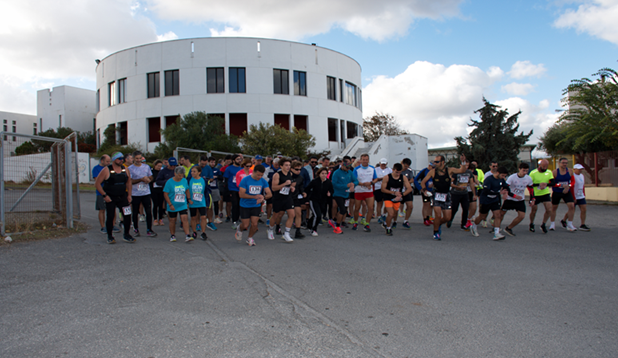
[94,37,364,153]
[1,111,38,156]
[37,85,97,134]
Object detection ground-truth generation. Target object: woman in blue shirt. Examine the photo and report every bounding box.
[188,166,208,241]
[163,166,193,242]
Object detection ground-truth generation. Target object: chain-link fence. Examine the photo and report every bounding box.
[1,132,80,236]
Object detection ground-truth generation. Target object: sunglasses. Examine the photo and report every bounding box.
[433,160,441,164]
[310,161,317,164]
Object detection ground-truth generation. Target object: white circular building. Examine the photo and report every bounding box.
[95,37,363,154]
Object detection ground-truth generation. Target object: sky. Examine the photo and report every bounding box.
[1,0,617,150]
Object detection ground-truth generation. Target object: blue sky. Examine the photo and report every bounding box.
[1,0,617,150]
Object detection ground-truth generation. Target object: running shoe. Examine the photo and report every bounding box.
[235,229,242,241]
[132,229,141,237]
[470,223,479,237]
[402,221,411,229]
[146,230,157,237]
[333,227,343,234]
[192,232,198,239]
[300,223,308,230]
[311,231,318,237]
[231,222,238,230]
[386,228,393,236]
[123,234,135,243]
[158,220,164,226]
[579,224,591,231]
[363,225,371,232]
[196,224,202,232]
[107,236,116,244]
[214,218,222,224]
[283,232,294,242]
[349,218,356,225]
[360,218,368,226]
[549,223,555,231]
[398,211,404,218]
[377,215,384,224]
[438,225,442,235]
[185,235,194,242]
[567,225,577,232]
[328,220,337,230]
[170,235,177,242]
[493,231,505,241]
[247,238,256,246]
[481,220,487,228]
[294,230,305,239]
[541,223,548,234]
[560,220,567,229]
[392,222,397,229]
[433,233,441,241]
[446,220,452,228]
[200,232,208,241]
[529,223,535,232]
[153,221,159,226]
[423,219,431,226]
[429,217,434,223]
[276,225,282,235]
[505,227,515,236]
[266,218,270,226]
[207,223,217,231]
[465,219,472,229]
[352,223,358,230]
[139,214,145,222]
[341,222,349,228]
[219,212,224,219]
[100,228,107,235]
[267,228,275,240]
[460,226,469,231]
[113,226,121,233]
[225,216,231,223]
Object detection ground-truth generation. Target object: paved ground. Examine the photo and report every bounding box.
[1,193,617,357]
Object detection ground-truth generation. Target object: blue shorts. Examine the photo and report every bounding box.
[575,198,586,206]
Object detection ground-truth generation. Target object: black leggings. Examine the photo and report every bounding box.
[106,195,131,237]
[151,189,165,220]
[132,195,152,231]
[308,200,323,232]
[450,193,470,227]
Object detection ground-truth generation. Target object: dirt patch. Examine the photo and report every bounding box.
[1,221,89,246]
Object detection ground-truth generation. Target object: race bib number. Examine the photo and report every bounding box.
[280,187,290,195]
[344,199,349,207]
[459,175,469,183]
[232,176,237,184]
[192,193,203,202]
[137,183,147,191]
[249,185,262,195]
[122,206,132,215]
[297,194,303,199]
[435,193,447,202]
[390,187,400,192]
[174,193,186,203]
[577,189,583,197]
[559,181,569,187]
[209,180,218,188]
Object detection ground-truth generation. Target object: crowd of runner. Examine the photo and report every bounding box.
[93,152,591,245]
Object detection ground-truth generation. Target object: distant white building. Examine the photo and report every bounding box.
[1,111,38,156]
[94,37,364,154]
[37,85,97,134]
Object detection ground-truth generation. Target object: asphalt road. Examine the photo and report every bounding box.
[1,193,617,357]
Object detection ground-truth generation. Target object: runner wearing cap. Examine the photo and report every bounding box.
[374,158,392,227]
[562,163,590,231]
[549,157,577,232]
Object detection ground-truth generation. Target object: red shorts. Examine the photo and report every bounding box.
[354,192,374,201]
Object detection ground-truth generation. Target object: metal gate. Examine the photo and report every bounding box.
[0,132,80,236]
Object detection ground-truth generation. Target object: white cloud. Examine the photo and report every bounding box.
[0,75,36,114]
[502,82,536,96]
[554,0,618,45]
[147,0,463,41]
[495,97,558,143]
[363,61,504,147]
[157,31,179,41]
[508,61,547,79]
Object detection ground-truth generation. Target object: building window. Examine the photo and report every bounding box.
[108,81,116,106]
[147,72,160,98]
[165,70,179,96]
[340,120,346,144]
[273,69,289,94]
[33,123,37,135]
[294,115,307,131]
[294,71,306,96]
[96,89,100,112]
[345,82,357,107]
[118,78,127,103]
[3,119,6,124]
[327,76,336,100]
[347,121,358,139]
[229,67,246,93]
[2,124,6,132]
[339,79,344,103]
[229,113,247,136]
[207,68,224,93]
[148,117,161,143]
[165,115,180,129]
[328,118,338,142]
[274,114,290,130]
[118,122,128,145]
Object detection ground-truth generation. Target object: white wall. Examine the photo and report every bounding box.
[37,85,96,134]
[3,152,90,183]
[1,111,38,156]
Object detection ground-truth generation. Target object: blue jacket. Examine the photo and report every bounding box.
[331,168,358,198]
[155,167,175,187]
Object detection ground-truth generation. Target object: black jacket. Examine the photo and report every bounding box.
[304,177,334,203]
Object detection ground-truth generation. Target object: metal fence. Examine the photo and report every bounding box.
[172,147,253,164]
[1,132,80,236]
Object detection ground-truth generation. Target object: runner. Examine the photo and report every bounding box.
[223,154,243,229]
[269,158,296,242]
[415,162,436,226]
[94,152,136,244]
[352,154,378,232]
[305,167,334,236]
[236,165,272,246]
[420,155,469,240]
[467,161,482,229]
[563,163,590,231]
[381,163,413,236]
[481,161,498,227]
[529,159,554,234]
[469,166,521,240]
[374,158,392,227]
[448,163,476,231]
[399,158,415,229]
[501,163,534,236]
[329,160,358,234]
[128,151,156,237]
[549,158,577,232]
[291,160,308,238]
[150,160,165,226]
[188,166,208,241]
[207,157,221,227]
[163,166,193,243]
[93,154,119,234]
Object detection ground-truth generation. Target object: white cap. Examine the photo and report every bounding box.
[380,158,388,164]
[573,164,584,169]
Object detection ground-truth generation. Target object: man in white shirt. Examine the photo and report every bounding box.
[352,154,378,232]
[562,163,590,231]
[501,162,533,236]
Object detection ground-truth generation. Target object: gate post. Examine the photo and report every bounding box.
[65,140,73,229]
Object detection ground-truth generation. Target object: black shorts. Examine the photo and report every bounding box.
[552,191,574,205]
[533,194,551,204]
[422,192,432,203]
[501,200,526,213]
[189,207,206,217]
[468,192,475,202]
[374,189,385,202]
[95,195,106,210]
[168,209,188,218]
[334,196,349,216]
[480,202,501,214]
[431,192,452,210]
[575,198,586,206]
[222,190,232,202]
[402,193,413,202]
[240,206,261,219]
[273,196,294,212]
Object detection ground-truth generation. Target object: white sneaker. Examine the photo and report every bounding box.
[247,238,256,246]
[267,229,275,240]
[235,229,242,241]
[549,223,556,231]
[214,218,222,224]
[567,225,577,232]
[470,223,479,237]
[311,231,318,237]
[493,231,505,240]
[185,235,194,242]
[231,222,238,230]
[481,220,487,228]
[283,232,294,242]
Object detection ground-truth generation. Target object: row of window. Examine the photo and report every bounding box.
[328,118,360,143]
[100,68,361,110]
[2,120,38,141]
